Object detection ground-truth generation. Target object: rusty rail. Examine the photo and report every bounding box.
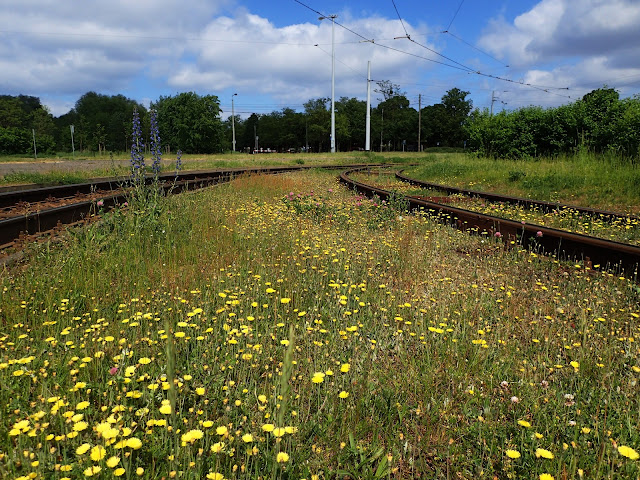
[341,168,640,277]
[395,169,639,223]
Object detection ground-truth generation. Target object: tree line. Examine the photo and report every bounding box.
[1,86,637,160]
[467,87,640,159]
[0,85,472,156]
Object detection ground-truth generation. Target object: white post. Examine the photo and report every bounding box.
[330,16,336,153]
[70,124,75,158]
[32,129,37,159]
[365,61,371,151]
[231,93,238,153]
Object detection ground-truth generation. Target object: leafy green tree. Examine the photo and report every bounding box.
[304,98,330,152]
[153,92,223,154]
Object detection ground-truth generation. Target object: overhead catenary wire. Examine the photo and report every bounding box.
[446,0,466,32]
[293,0,573,98]
[390,0,410,38]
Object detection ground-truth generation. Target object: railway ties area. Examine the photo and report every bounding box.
[0,163,397,261]
[340,167,640,279]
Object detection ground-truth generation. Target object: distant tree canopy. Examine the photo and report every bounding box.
[0,86,638,160]
[153,92,223,154]
[0,95,55,154]
[465,87,640,159]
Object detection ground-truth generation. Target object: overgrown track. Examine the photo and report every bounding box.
[0,163,394,252]
[341,168,640,277]
[395,169,640,222]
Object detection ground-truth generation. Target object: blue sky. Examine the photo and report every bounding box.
[1,0,639,118]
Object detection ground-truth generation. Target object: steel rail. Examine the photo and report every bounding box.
[395,169,640,223]
[0,163,405,250]
[340,168,640,277]
[0,163,397,209]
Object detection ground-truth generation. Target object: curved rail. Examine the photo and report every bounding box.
[340,168,640,277]
[0,163,404,252]
[395,169,640,223]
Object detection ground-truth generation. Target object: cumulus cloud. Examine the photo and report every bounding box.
[0,0,436,115]
[168,11,434,106]
[477,0,640,105]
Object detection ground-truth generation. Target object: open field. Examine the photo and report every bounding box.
[1,169,639,479]
[0,152,417,187]
[401,153,640,216]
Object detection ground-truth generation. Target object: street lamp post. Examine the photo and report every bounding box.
[231,93,238,153]
[319,14,337,153]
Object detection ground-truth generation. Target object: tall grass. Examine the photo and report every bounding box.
[404,152,640,214]
[1,170,639,479]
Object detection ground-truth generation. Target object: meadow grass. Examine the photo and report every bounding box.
[0,152,412,187]
[402,153,640,215]
[1,170,640,479]
[352,171,640,246]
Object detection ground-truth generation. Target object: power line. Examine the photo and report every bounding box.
[446,0,466,32]
[441,30,509,68]
[293,1,572,97]
[390,0,410,38]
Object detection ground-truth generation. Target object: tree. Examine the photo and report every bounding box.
[153,92,223,154]
[304,98,330,152]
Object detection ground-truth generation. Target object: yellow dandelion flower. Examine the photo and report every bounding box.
[280,298,291,304]
[535,448,554,459]
[106,456,120,468]
[276,451,290,463]
[136,467,144,476]
[114,468,126,477]
[216,426,228,436]
[196,387,205,395]
[262,424,275,432]
[206,473,225,480]
[159,404,172,415]
[258,395,267,403]
[505,449,521,459]
[202,421,214,428]
[84,465,102,477]
[518,420,531,428]
[539,474,554,480]
[340,363,350,373]
[242,433,254,443]
[125,437,143,450]
[618,445,639,460]
[73,421,88,432]
[139,357,151,365]
[338,391,349,399]
[76,443,91,455]
[273,427,286,438]
[90,445,106,461]
[211,442,225,453]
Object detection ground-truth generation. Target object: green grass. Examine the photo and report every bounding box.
[403,152,640,215]
[0,151,416,187]
[1,170,639,479]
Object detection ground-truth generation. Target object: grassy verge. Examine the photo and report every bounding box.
[352,171,640,246]
[1,170,639,479]
[402,153,640,215]
[0,152,415,187]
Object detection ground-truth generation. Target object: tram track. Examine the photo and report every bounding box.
[340,167,640,277]
[0,163,399,259]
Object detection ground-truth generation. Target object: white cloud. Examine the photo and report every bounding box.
[0,1,437,114]
[477,0,640,105]
[168,12,435,106]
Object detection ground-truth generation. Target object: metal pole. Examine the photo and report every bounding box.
[418,94,421,152]
[380,108,384,153]
[32,129,37,159]
[319,14,338,153]
[365,61,371,151]
[70,124,75,158]
[231,93,237,153]
[330,15,336,153]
